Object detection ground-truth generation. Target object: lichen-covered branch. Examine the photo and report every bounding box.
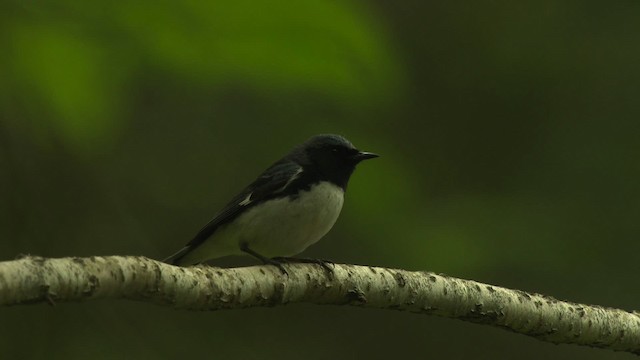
[0,256,638,355]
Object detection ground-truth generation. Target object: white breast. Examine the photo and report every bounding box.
[181,181,345,264]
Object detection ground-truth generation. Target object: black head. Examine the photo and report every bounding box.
[292,134,378,190]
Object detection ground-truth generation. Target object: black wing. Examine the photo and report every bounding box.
[164,160,303,264]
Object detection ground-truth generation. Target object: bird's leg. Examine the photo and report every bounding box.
[240,243,288,275]
[271,257,335,276]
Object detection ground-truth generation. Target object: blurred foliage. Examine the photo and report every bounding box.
[1,0,640,359]
[1,0,399,150]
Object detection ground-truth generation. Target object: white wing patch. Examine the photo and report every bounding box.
[239,193,252,206]
[238,167,302,207]
[278,167,303,193]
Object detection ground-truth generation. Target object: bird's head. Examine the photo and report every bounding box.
[297,134,378,189]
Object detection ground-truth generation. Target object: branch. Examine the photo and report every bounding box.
[1,256,638,355]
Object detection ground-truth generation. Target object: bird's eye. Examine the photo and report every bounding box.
[331,147,339,153]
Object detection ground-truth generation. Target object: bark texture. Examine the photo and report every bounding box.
[1,256,638,355]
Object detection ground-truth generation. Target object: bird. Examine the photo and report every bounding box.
[163,134,378,273]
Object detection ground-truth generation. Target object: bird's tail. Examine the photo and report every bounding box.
[162,246,191,266]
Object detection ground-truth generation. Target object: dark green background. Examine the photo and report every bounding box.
[1,1,639,359]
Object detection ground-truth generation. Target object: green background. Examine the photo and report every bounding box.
[1,1,639,359]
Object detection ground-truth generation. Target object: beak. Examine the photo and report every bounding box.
[352,151,379,162]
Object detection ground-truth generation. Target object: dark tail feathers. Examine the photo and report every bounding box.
[162,246,191,265]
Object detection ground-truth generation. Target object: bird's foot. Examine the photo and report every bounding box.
[263,257,289,275]
[272,257,335,277]
[241,243,289,275]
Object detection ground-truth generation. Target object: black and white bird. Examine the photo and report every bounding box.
[164,134,378,271]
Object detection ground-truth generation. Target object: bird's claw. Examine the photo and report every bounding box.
[264,258,289,275]
[271,257,335,277]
